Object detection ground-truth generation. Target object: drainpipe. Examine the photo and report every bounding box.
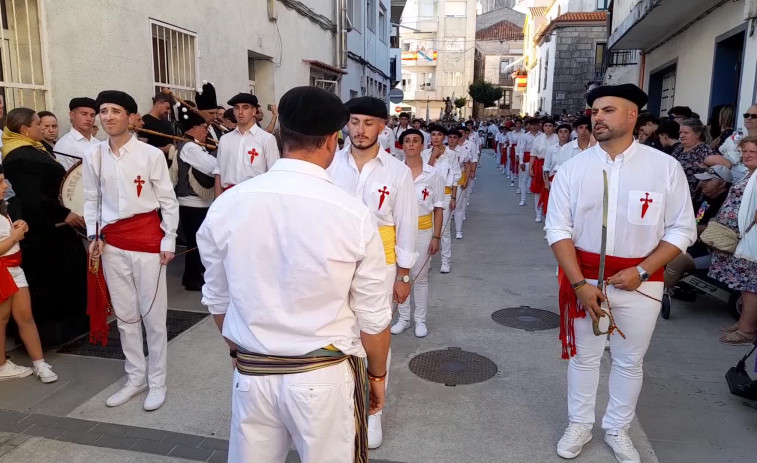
[638,51,646,90]
[339,0,348,69]
[335,0,341,68]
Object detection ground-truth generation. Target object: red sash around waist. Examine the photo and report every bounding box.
[539,174,555,215]
[0,251,22,303]
[530,158,545,193]
[87,211,164,346]
[223,184,235,192]
[557,249,663,359]
[523,151,531,163]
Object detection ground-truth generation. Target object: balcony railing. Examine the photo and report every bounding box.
[594,64,607,81]
[499,75,515,87]
[608,49,639,66]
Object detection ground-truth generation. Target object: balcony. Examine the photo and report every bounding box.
[608,49,639,66]
[415,17,439,33]
[594,63,607,81]
[499,75,515,87]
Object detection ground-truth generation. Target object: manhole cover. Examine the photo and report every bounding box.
[492,306,560,331]
[408,347,497,386]
[58,310,208,359]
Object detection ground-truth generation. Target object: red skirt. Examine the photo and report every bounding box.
[530,157,545,193]
[0,252,22,304]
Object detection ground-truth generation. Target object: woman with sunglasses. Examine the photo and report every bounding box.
[709,135,757,345]
[719,103,757,183]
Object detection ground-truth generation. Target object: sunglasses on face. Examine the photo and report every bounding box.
[743,113,757,120]
[703,167,726,182]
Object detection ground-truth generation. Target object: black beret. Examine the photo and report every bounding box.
[344,96,388,118]
[427,124,446,135]
[399,128,424,145]
[227,93,259,107]
[556,124,572,133]
[279,86,349,136]
[586,83,648,109]
[196,81,218,110]
[574,115,592,130]
[398,112,410,119]
[223,107,236,123]
[542,119,556,126]
[447,128,462,138]
[95,90,137,114]
[175,103,207,133]
[69,97,97,112]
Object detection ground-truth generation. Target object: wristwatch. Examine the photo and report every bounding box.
[635,265,650,282]
[396,275,410,283]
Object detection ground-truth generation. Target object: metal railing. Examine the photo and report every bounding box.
[608,50,639,66]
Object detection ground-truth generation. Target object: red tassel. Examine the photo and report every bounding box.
[86,256,111,346]
[558,267,585,360]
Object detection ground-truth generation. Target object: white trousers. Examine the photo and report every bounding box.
[454,187,469,233]
[518,162,531,201]
[534,193,542,218]
[102,246,168,389]
[567,281,663,431]
[440,195,452,266]
[373,263,396,416]
[397,227,433,323]
[229,362,355,463]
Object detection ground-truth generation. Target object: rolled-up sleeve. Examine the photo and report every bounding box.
[432,171,445,208]
[197,207,230,315]
[544,166,574,245]
[662,162,697,252]
[394,169,419,268]
[351,213,391,334]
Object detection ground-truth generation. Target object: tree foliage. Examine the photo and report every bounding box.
[454,97,467,109]
[468,80,503,108]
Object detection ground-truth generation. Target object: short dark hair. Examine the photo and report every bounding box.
[557,124,571,133]
[656,119,680,139]
[542,119,556,126]
[38,111,57,120]
[152,93,173,105]
[668,106,692,118]
[223,108,236,123]
[280,125,331,153]
[637,112,660,127]
[6,107,37,133]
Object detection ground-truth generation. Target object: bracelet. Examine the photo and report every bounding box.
[432,236,441,240]
[451,196,457,200]
[368,371,387,382]
[571,279,588,291]
[229,349,238,358]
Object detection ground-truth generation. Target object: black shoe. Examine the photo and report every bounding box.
[184,284,203,292]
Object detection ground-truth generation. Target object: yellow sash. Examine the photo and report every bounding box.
[445,186,452,195]
[418,213,433,230]
[458,170,467,186]
[378,225,397,265]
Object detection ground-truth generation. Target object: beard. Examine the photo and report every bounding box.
[351,136,378,150]
[593,123,626,142]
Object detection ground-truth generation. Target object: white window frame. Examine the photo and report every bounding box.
[347,0,362,32]
[378,5,388,43]
[445,1,467,17]
[367,0,375,32]
[150,20,198,102]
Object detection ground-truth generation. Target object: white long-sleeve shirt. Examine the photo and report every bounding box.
[545,141,697,258]
[54,128,99,171]
[328,147,418,269]
[413,163,446,217]
[82,136,179,252]
[545,139,588,175]
[533,133,559,159]
[505,129,524,148]
[197,158,390,357]
[518,131,540,157]
[214,124,279,188]
[178,141,218,207]
[378,126,395,153]
[421,147,461,189]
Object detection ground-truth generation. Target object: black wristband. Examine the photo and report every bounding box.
[432,236,441,240]
[229,349,238,358]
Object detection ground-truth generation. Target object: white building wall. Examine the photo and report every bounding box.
[342,0,392,101]
[43,0,335,132]
[535,36,557,114]
[642,2,757,125]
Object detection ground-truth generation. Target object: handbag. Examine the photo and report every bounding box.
[725,343,757,400]
[700,220,739,253]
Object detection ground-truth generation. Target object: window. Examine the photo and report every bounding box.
[367,0,375,32]
[420,72,434,90]
[418,0,437,18]
[347,0,362,32]
[503,90,512,107]
[594,42,607,79]
[379,6,387,43]
[597,0,610,10]
[0,0,48,111]
[500,58,511,74]
[445,1,466,17]
[543,50,549,90]
[247,57,256,94]
[403,42,411,52]
[151,21,197,102]
[443,71,462,87]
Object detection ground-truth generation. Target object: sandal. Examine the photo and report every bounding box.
[720,323,740,334]
[719,330,756,346]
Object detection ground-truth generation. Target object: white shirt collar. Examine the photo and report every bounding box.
[270,158,330,183]
[595,140,638,164]
[71,128,91,141]
[235,123,259,137]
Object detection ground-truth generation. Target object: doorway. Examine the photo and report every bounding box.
[709,28,745,119]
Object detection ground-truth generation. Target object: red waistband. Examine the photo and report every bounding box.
[557,249,663,359]
[0,251,21,303]
[1,251,22,267]
[103,211,163,253]
[224,184,235,192]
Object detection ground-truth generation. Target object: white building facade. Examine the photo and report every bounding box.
[608,0,757,124]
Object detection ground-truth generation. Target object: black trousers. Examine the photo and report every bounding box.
[179,205,209,288]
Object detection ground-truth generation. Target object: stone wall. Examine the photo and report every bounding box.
[551,25,607,114]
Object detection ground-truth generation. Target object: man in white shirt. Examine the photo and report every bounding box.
[392,112,411,159]
[378,117,395,154]
[541,123,572,219]
[423,125,461,273]
[487,120,500,150]
[54,97,99,171]
[83,90,179,412]
[546,116,592,179]
[173,103,218,291]
[328,96,417,449]
[412,119,431,149]
[517,120,540,206]
[454,127,474,239]
[198,87,390,463]
[546,84,696,463]
[214,93,279,195]
[496,126,508,173]
[506,119,525,185]
[530,120,559,223]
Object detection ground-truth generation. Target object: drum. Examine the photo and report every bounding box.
[60,161,84,217]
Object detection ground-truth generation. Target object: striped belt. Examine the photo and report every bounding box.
[418,213,433,230]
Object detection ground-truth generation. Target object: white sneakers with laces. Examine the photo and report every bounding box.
[604,429,640,463]
[414,322,428,338]
[33,362,58,383]
[390,319,411,335]
[143,386,167,411]
[556,423,593,459]
[440,263,450,274]
[106,383,148,407]
[456,232,463,239]
[367,413,383,449]
[0,360,33,381]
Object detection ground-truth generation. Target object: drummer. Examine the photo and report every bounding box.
[54,97,99,171]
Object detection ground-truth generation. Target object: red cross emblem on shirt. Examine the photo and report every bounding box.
[134,175,145,197]
[378,186,390,210]
[422,188,429,201]
[640,192,653,218]
[248,148,259,165]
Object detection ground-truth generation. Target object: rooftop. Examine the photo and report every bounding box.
[476,19,525,41]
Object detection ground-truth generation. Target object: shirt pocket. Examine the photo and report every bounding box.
[368,181,395,216]
[243,141,265,173]
[627,190,663,226]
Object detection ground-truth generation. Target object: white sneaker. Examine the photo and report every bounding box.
[556,423,593,459]
[516,188,521,194]
[518,200,526,206]
[368,413,383,449]
[456,232,463,239]
[143,386,167,411]
[0,360,33,381]
[604,429,640,463]
[390,319,411,335]
[415,322,428,338]
[510,180,515,186]
[535,216,542,223]
[106,383,148,407]
[440,263,450,274]
[33,362,58,384]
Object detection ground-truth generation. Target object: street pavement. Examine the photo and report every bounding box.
[1,148,756,462]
